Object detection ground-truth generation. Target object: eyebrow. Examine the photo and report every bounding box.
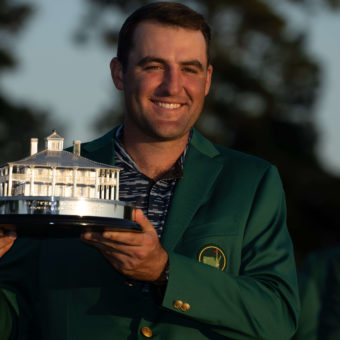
[137,56,204,71]
[137,56,165,67]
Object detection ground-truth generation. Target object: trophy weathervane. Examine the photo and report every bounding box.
[0,131,138,235]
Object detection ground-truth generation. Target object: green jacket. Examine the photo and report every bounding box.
[0,128,299,339]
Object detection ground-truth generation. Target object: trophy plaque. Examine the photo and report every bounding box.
[0,131,140,236]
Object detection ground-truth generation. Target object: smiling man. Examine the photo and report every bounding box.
[113,21,212,142]
[0,2,299,339]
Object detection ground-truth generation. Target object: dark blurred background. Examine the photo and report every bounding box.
[1,0,340,264]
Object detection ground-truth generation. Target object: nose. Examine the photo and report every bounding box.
[159,67,183,96]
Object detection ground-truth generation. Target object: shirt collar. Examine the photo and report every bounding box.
[114,125,191,180]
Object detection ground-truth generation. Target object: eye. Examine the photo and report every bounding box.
[144,64,163,71]
[183,67,198,74]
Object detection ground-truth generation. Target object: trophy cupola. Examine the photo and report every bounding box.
[45,130,64,151]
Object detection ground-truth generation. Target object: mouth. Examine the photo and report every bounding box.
[152,101,184,110]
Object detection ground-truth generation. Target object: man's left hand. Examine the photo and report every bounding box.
[81,209,168,282]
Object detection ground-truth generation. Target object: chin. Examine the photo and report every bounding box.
[152,130,189,142]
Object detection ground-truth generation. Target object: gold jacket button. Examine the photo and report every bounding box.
[173,300,183,309]
[141,326,153,338]
[180,302,191,312]
[125,280,134,287]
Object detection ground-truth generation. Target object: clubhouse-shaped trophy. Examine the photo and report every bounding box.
[0,131,139,235]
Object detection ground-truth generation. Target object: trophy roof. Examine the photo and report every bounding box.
[3,149,121,171]
[45,130,63,141]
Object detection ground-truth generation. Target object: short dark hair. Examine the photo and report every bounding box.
[117,2,211,72]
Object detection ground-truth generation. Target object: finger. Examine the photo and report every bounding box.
[0,227,17,238]
[0,235,16,248]
[83,230,140,247]
[82,238,128,266]
[86,239,121,253]
[83,236,139,257]
[82,231,124,244]
[134,209,156,233]
[0,239,15,258]
[81,233,133,254]
[100,230,143,245]
[5,231,17,239]
[82,231,102,242]
[0,238,15,249]
[81,232,109,247]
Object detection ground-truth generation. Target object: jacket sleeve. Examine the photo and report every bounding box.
[0,238,40,340]
[161,165,300,339]
[0,289,14,340]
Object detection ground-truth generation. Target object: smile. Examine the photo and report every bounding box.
[154,101,182,109]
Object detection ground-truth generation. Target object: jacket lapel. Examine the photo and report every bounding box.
[161,130,223,251]
[82,127,223,250]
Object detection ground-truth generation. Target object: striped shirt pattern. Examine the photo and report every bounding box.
[114,126,188,237]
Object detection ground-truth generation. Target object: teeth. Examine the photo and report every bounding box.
[155,102,181,109]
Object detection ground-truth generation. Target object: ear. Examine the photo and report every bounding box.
[110,57,124,91]
[204,64,213,96]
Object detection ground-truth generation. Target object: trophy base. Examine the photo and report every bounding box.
[0,196,140,237]
[0,214,140,237]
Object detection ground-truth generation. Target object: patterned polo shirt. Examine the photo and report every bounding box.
[114,125,190,237]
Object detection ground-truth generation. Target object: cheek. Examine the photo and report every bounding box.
[135,74,161,92]
[185,77,209,98]
[124,83,145,108]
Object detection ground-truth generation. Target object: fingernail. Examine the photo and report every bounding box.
[83,232,92,239]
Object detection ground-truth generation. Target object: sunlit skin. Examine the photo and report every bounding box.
[110,21,213,179]
[112,21,212,144]
[84,23,213,282]
[0,229,16,258]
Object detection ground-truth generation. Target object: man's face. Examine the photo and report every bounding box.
[112,21,213,142]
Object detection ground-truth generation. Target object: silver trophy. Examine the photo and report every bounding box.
[0,131,139,235]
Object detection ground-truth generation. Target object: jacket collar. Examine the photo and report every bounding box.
[81,126,220,164]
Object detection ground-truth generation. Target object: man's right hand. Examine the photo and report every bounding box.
[0,229,16,258]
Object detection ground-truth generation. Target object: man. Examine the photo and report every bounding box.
[0,2,299,339]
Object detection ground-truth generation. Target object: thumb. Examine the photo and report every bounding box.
[133,209,155,232]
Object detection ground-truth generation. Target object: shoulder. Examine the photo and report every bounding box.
[65,128,116,154]
[80,128,117,154]
[190,128,277,181]
[65,127,118,165]
[215,144,272,171]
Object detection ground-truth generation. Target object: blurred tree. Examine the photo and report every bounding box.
[0,0,52,163]
[75,0,340,262]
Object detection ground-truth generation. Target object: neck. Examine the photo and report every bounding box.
[121,127,189,180]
